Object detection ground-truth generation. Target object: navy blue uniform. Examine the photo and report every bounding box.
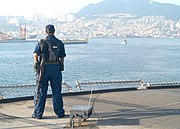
[33,35,66,118]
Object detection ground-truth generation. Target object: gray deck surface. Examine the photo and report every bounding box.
[1,88,180,129]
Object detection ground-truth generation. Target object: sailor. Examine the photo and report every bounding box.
[32,24,66,119]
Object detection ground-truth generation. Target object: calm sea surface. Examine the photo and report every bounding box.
[0,38,180,87]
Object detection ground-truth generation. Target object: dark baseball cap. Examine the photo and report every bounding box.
[45,24,55,32]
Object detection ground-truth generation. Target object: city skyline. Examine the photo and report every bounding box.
[0,0,179,18]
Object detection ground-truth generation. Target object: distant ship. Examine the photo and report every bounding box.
[0,38,39,43]
[0,25,88,44]
[26,37,88,44]
[61,38,88,44]
[0,25,32,43]
[0,24,88,44]
[0,38,28,43]
[0,37,88,44]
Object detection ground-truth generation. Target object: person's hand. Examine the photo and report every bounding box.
[59,61,64,71]
[34,62,40,73]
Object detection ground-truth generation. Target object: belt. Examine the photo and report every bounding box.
[45,61,59,65]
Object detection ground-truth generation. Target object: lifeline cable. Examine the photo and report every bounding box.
[88,84,94,106]
[87,83,102,120]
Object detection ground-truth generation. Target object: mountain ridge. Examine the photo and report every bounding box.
[77,0,180,20]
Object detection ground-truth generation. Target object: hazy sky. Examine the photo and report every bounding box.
[0,0,179,18]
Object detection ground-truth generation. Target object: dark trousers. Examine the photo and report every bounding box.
[33,64,64,118]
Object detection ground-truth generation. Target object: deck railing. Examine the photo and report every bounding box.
[1,79,180,99]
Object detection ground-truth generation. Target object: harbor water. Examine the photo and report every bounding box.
[0,38,180,88]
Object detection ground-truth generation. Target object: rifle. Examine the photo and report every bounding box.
[35,39,46,105]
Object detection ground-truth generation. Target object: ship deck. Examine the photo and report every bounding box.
[1,87,180,129]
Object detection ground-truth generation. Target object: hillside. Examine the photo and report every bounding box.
[77,0,180,20]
